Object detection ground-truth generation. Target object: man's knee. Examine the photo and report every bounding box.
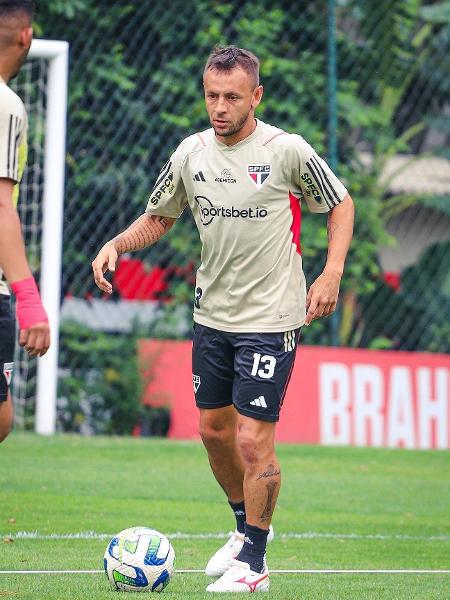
[237,418,276,466]
[199,408,236,449]
[199,420,235,449]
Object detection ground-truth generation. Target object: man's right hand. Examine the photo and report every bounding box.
[92,242,118,294]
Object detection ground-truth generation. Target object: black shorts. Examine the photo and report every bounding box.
[192,323,300,422]
[0,294,15,402]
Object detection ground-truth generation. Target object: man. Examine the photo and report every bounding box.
[93,46,354,593]
[0,0,50,443]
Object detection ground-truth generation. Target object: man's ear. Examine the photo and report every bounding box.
[252,85,263,109]
[19,26,33,51]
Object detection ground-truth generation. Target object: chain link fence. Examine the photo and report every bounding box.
[13,0,450,431]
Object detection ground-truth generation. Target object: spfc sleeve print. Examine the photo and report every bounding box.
[145,143,188,219]
[291,135,348,213]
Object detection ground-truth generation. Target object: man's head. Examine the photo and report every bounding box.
[203,46,263,143]
[0,1,34,81]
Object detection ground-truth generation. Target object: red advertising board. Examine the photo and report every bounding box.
[139,341,450,449]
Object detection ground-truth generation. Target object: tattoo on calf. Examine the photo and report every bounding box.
[260,480,278,522]
[256,463,281,481]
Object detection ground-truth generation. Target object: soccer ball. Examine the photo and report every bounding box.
[104,527,175,592]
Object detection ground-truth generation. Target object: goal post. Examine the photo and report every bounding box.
[28,39,69,435]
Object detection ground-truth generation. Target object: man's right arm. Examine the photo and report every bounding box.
[0,179,33,283]
[0,178,50,357]
[92,213,175,294]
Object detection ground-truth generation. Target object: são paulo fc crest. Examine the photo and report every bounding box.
[247,164,271,189]
[3,362,13,386]
[193,374,201,393]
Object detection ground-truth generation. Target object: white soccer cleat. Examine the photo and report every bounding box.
[205,531,245,577]
[206,559,269,593]
[205,525,274,578]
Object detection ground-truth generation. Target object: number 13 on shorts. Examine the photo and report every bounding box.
[251,353,277,379]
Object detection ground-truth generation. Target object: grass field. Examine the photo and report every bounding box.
[0,433,449,599]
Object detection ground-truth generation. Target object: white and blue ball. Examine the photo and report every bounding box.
[104,527,175,592]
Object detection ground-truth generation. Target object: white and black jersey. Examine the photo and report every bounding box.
[146,119,348,333]
[0,79,28,296]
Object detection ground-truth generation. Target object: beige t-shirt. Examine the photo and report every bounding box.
[146,119,348,332]
[0,80,28,296]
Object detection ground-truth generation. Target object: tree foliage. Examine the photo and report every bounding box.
[32,0,449,350]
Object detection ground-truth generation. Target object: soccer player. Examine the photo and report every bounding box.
[0,0,50,443]
[92,46,354,593]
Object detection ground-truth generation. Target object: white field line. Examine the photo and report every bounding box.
[4,531,450,542]
[1,569,450,575]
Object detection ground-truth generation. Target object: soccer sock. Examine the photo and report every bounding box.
[235,522,269,574]
[228,500,246,534]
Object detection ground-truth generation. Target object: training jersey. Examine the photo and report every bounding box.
[0,78,28,296]
[145,119,348,333]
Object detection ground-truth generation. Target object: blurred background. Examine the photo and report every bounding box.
[12,0,450,437]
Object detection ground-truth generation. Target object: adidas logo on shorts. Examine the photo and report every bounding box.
[250,396,267,408]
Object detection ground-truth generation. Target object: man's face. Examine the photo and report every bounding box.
[203,66,262,138]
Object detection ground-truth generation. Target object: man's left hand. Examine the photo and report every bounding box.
[305,270,341,326]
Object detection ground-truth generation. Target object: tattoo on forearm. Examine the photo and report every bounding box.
[256,464,280,481]
[113,214,171,254]
[259,480,278,522]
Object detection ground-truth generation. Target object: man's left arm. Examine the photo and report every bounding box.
[305,193,354,326]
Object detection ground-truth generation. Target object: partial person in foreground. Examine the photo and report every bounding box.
[93,46,354,593]
[0,0,50,444]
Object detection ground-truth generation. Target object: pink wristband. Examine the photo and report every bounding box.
[11,277,49,329]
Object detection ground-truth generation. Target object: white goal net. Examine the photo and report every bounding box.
[10,39,68,434]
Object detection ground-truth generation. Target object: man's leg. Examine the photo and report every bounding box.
[200,406,276,579]
[0,391,13,443]
[227,414,278,576]
[237,415,279,528]
[206,416,277,591]
[200,406,251,577]
[199,406,245,502]
[193,325,245,524]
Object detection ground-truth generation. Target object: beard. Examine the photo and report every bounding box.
[211,110,251,137]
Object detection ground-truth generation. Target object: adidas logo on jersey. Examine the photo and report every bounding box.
[250,396,267,408]
[193,171,206,182]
